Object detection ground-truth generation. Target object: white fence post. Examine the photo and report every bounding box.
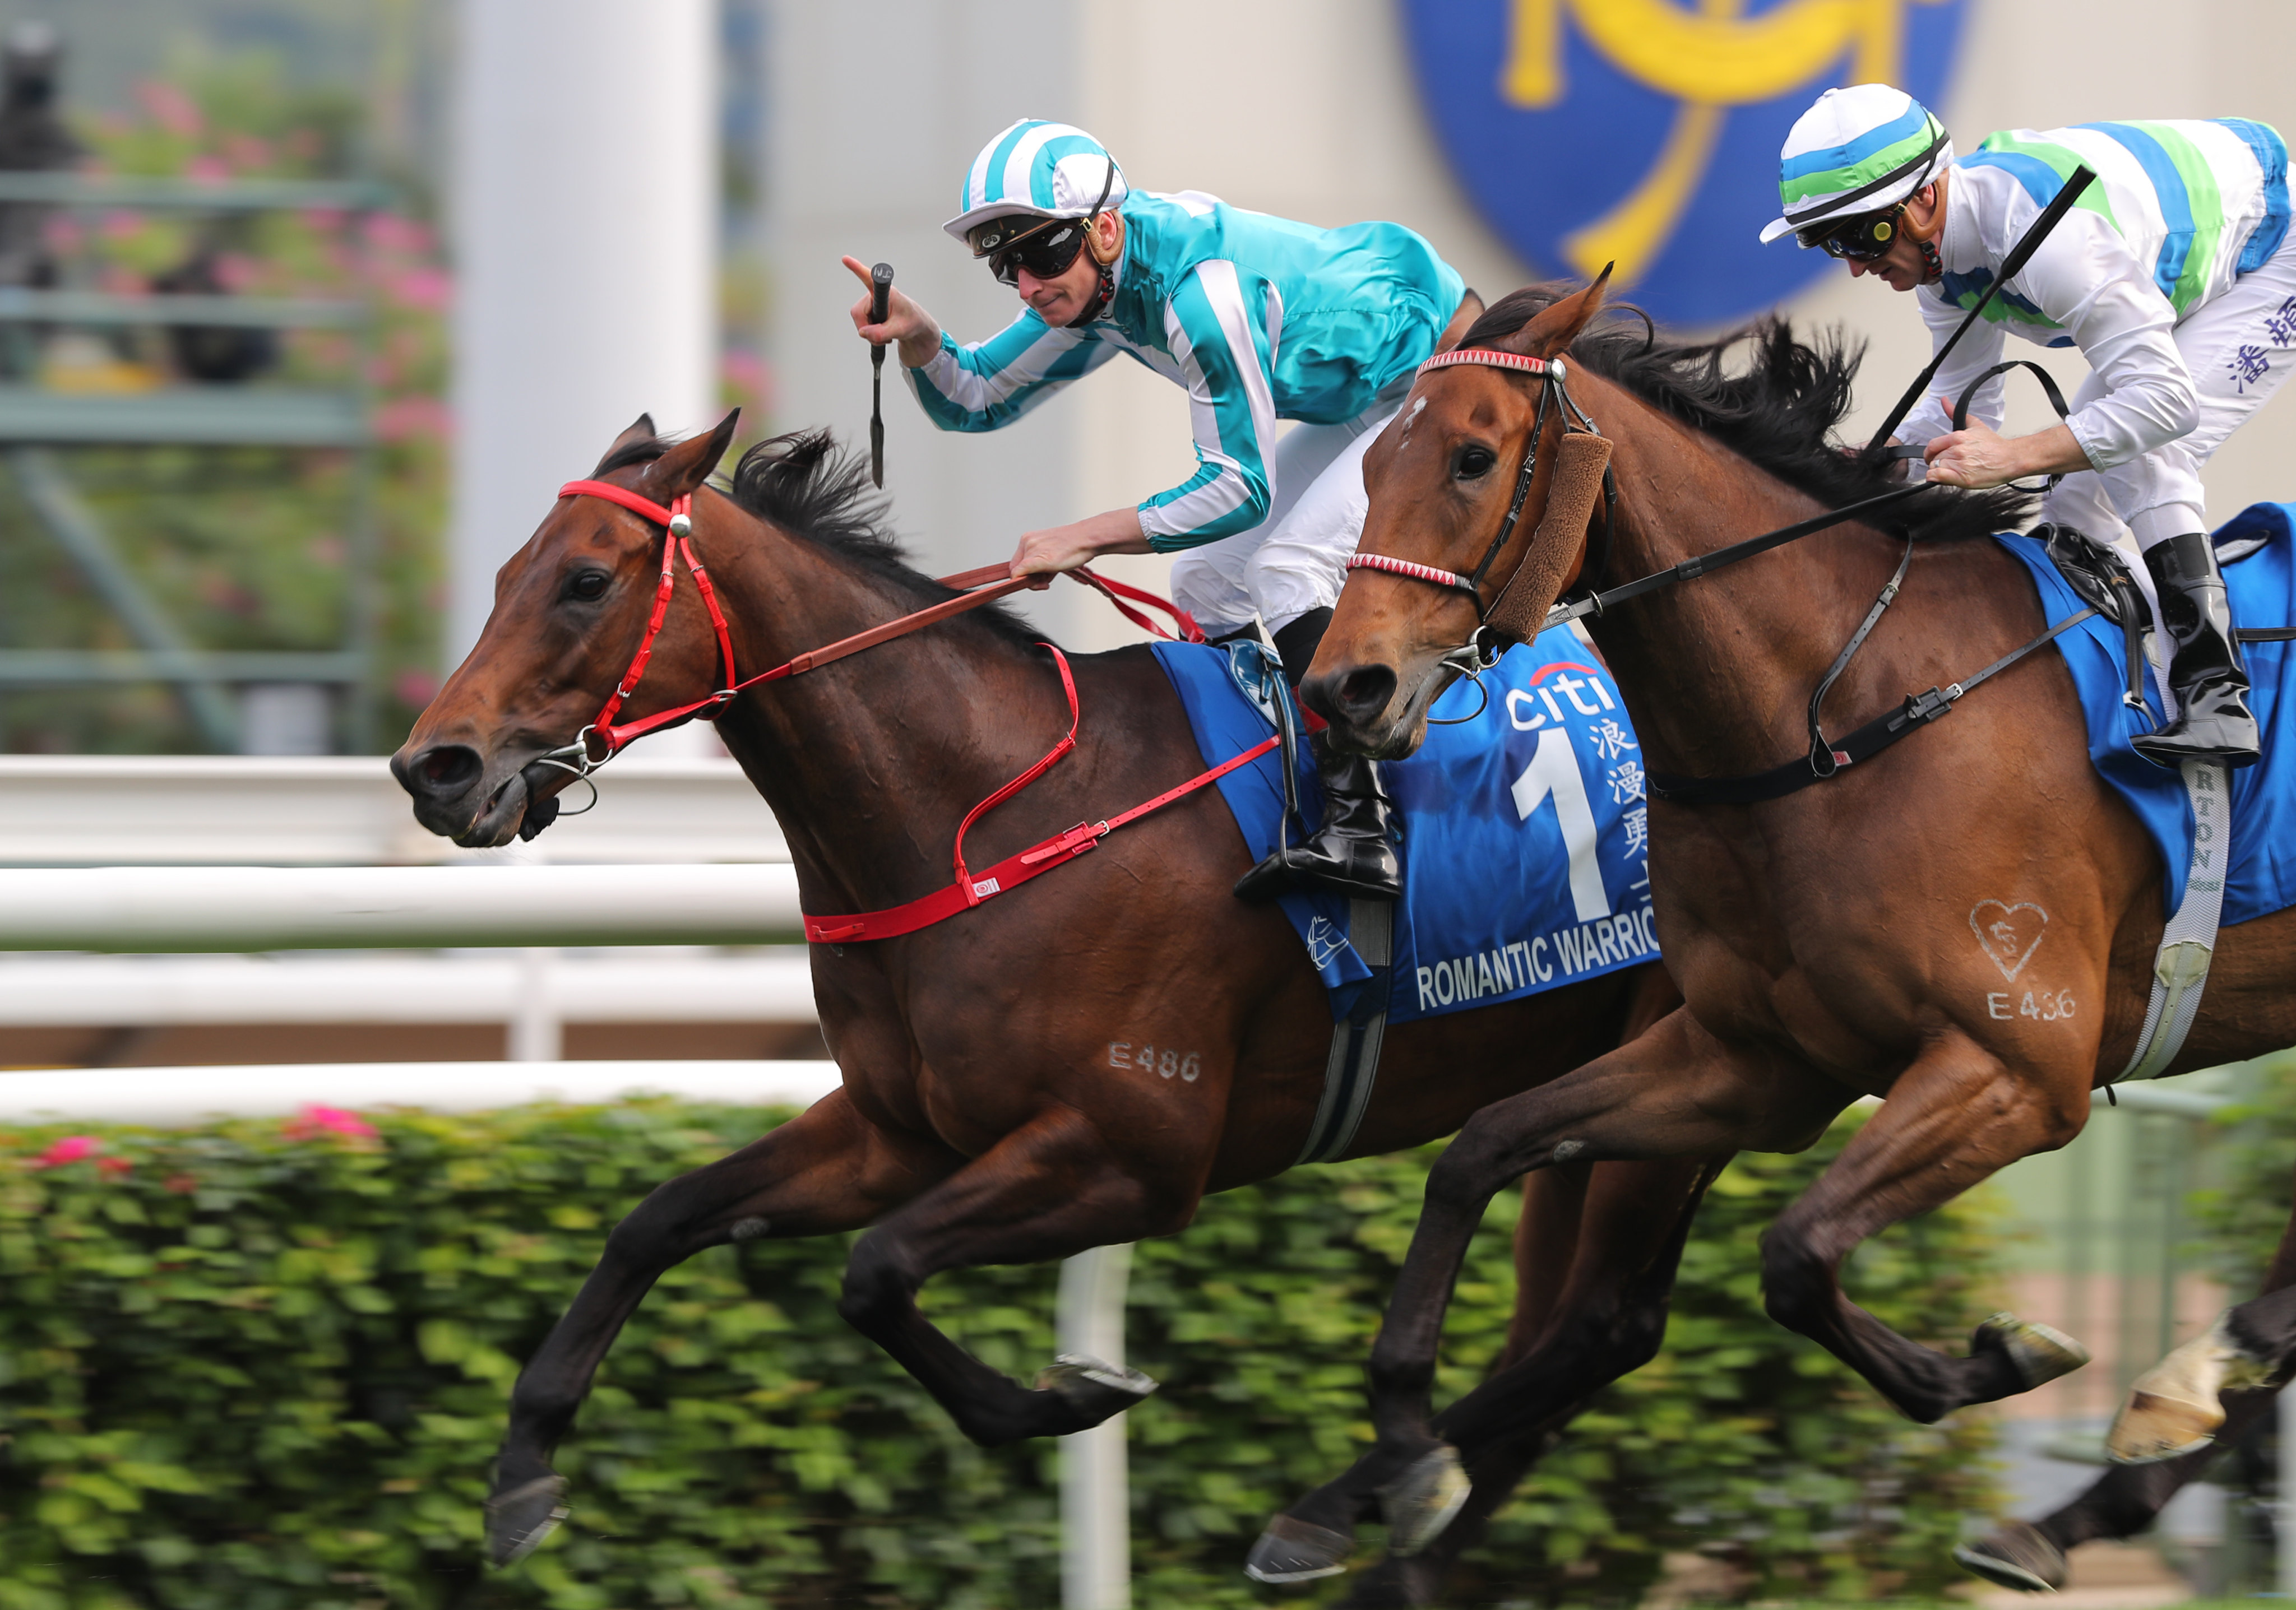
[1057,1245,1132,1610]
[508,948,561,1061]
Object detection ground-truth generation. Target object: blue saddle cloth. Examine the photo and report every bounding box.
[1993,504,2296,925]
[1150,629,1655,1024]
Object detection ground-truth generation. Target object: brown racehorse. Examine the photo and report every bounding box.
[1270,276,2296,1586]
[392,412,1713,1583]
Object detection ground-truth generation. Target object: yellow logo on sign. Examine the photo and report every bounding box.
[1502,0,1935,285]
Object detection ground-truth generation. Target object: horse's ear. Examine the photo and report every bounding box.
[594,412,659,470]
[1500,265,1614,360]
[641,410,743,499]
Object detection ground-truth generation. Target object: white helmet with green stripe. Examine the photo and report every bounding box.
[943,119,1128,243]
[1759,84,1954,247]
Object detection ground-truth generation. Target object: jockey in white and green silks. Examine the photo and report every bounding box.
[1762,83,2295,768]
[845,119,1472,902]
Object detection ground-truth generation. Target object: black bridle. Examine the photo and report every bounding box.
[1345,347,1615,672]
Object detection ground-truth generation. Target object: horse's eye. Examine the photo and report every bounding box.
[567,570,611,603]
[1453,445,1498,480]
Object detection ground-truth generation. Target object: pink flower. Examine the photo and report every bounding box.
[363,213,433,255]
[135,80,202,138]
[96,1156,133,1178]
[184,155,229,184]
[387,267,450,312]
[372,396,452,444]
[394,669,440,709]
[288,1105,377,1141]
[32,1136,98,1168]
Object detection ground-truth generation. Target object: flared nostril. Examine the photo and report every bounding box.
[401,744,482,797]
[1334,664,1399,725]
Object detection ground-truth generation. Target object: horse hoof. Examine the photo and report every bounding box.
[1954,1520,2067,1592]
[484,1473,570,1567]
[1377,1445,1469,1557]
[1976,1311,2091,1389]
[2107,1389,2221,1463]
[1244,1513,1354,1584]
[1036,1353,1158,1428]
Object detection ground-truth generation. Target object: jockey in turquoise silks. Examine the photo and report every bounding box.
[846,119,1473,901]
[1764,83,2295,768]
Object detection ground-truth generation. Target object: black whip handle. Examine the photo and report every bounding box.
[869,263,894,369]
[1862,165,2096,457]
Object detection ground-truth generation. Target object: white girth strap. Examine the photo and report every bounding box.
[2116,758,2229,1082]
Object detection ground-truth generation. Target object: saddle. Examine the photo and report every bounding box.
[2038,522,2152,708]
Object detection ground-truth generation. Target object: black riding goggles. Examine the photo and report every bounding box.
[973,216,1093,286]
[966,160,1116,287]
[1798,205,1906,260]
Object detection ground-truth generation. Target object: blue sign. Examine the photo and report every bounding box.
[1400,0,1970,325]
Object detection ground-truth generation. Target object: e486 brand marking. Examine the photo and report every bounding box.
[1108,1042,1201,1082]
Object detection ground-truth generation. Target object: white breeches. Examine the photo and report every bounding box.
[1168,391,1404,637]
[2044,229,2296,552]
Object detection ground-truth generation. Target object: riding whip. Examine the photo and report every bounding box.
[869,262,894,488]
[1862,165,2098,458]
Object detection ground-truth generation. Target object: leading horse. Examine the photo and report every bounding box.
[1275,277,2296,1586]
[395,412,1712,1592]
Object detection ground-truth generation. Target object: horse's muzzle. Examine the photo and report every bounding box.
[1303,659,1427,760]
[391,741,530,846]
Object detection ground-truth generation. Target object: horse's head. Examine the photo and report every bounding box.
[1303,274,1612,758]
[392,410,742,846]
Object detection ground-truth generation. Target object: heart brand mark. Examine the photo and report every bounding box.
[1969,901,2049,983]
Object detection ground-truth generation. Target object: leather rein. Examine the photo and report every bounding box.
[544,477,1197,772]
[1354,348,2100,805]
[540,477,1284,945]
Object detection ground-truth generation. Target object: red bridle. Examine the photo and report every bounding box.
[550,476,1201,769]
[545,474,1236,946]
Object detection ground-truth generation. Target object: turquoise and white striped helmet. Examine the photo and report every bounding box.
[943,119,1128,243]
[1758,84,1953,246]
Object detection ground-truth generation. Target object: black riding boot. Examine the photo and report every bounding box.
[1233,608,1404,903]
[2131,532,2260,768]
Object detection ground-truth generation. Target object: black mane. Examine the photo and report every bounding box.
[1460,286,2035,542]
[608,428,1040,646]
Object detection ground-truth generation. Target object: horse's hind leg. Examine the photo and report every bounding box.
[1249,1153,1724,1589]
[485,1089,949,1566]
[1960,1161,2296,1591]
[835,1102,1186,1447]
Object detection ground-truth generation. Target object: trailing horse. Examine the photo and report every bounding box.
[1274,276,2296,1585]
[394,412,1712,1589]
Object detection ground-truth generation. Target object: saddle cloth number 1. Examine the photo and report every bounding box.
[1511,727,1612,922]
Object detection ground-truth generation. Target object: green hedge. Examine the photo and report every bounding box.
[0,1101,2001,1608]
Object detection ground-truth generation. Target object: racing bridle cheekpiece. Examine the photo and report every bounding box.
[1345,347,1617,672]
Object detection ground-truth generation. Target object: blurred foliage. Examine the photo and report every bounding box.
[0,55,447,753]
[2188,1050,2296,1293]
[0,1101,2002,1609]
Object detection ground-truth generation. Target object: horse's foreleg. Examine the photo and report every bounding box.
[1251,1154,1725,1589]
[1959,1160,2296,1592]
[485,1089,943,1566]
[1757,1030,2091,1425]
[834,1101,1185,1448]
[1354,1010,1828,1476]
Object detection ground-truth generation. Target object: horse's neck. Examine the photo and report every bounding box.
[703,522,1066,913]
[1589,389,1904,778]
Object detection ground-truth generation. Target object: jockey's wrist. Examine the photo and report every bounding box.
[898,320,945,369]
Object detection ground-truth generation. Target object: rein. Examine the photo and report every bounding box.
[545,475,1268,945]
[1358,349,2090,805]
[547,478,1198,772]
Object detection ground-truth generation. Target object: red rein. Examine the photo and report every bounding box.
[555,478,1251,944]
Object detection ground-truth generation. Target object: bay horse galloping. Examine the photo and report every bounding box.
[1279,276,2296,1588]
[394,411,1708,1588]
